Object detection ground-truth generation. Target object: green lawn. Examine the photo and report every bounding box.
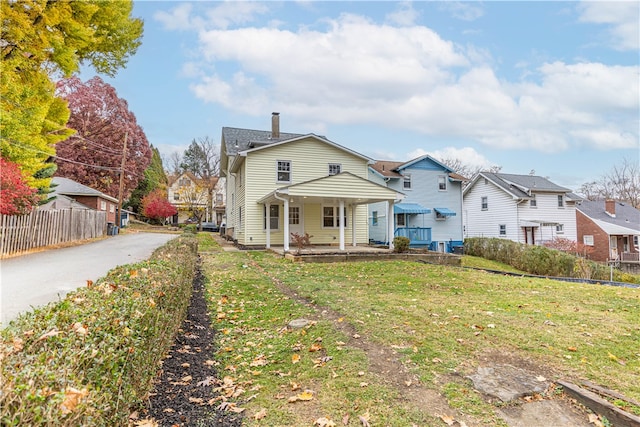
[199,237,639,426]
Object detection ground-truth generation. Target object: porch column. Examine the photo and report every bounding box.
[388,201,395,251]
[283,199,290,251]
[339,199,345,251]
[265,203,271,249]
[351,204,357,247]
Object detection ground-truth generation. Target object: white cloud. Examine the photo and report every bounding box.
[408,146,495,170]
[577,2,640,50]
[165,10,638,155]
[154,3,195,31]
[385,1,420,27]
[154,1,269,31]
[440,2,484,22]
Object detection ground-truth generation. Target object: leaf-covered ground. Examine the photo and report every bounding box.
[136,261,243,427]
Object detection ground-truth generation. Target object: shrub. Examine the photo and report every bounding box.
[291,232,313,255]
[0,236,198,426]
[183,224,197,234]
[393,236,410,253]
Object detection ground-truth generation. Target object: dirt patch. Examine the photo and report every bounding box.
[137,260,243,427]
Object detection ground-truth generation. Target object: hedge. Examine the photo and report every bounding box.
[0,234,198,426]
[464,237,640,284]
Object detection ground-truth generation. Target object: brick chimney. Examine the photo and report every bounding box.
[605,199,616,217]
[271,112,280,139]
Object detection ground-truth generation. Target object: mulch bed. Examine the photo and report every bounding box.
[137,259,243,427]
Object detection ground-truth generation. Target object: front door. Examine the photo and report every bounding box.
[526,227,535,245]
[289,205,303,237]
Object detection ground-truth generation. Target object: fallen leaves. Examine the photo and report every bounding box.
[288,389,314,403]
[315,417,336,427]
[439,414,468,427]
[253,407,267,420]
[59,387,89,414]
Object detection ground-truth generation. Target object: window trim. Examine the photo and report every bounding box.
[396,213,406,227]
[328,163,342,176]
[556,223,564,234]
[403,174,412,190]
[322,204,347,228]
[371,211,378,226]
[499,224,506,236]
[481,196,488,210]
[276,160,291,183]
[557,194,564,208]
[530,194,537,207]
[438,175,447,191]
[583,235,594,246]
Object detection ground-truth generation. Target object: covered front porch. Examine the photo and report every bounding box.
[257,172,403,252]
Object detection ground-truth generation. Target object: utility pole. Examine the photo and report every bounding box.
[117,132,128,230]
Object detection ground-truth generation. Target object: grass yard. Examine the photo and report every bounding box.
[199,236,639,426]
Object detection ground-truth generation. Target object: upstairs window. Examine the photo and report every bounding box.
[403,174,412,189]
[215,194,223,203]
[179,178,190,187]
[557,195,564,208]
[277,160,291,182]
[499,224,506,236]
[481,196,488,210]
[438,175,447,191]
[328,163,341,175]
[530,194,537,207]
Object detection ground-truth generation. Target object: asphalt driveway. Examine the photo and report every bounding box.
[1,232,178,326]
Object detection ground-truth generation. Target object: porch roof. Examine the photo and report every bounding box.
[592,218,640,236]
[257,172,403,205]
[394,203,431,214]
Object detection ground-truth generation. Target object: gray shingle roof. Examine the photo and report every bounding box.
[479,172,571,200]
[52,177,118,202]
[577,199,640,232]
[222,127,305,156]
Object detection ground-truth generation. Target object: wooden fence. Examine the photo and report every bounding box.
[1,209,107,258]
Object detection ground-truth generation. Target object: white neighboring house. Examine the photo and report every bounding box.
[463,172,579,245]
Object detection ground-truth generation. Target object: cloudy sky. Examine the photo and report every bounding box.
[86,1,639,191]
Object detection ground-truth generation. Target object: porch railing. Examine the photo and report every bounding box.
[394,227,432,245]
[620,252,640,263]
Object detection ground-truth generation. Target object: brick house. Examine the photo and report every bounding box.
[576,199,640,271]
[51,177,118,224]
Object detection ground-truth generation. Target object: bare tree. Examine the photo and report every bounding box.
[180,137,220,221]
[437,156,501,187]
[164,151,184,176]
[578,158,640,208]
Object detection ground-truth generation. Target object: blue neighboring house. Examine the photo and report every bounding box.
[368,155,465,253]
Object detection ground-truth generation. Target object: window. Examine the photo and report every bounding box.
[557,195,564,207]
[174,193,180,201]
[499,224,506,236]
[530,195,537,207]
[403,174,411,189]
[110,204,115,213]
[481,196,488,210]
[583,235,594,246]
[328,163,341,175]
[179,178,189,187]
[323,205,346,228]
[556,224,564,233]
[371,211,378,226]
[623,236,629,252]
[438,176,447,191]
[277,160,291,182]
[289,206,300,225]
[263,205,279,230]
[633,236,639,249]
[396,214,406,226]
[216,194,223,203]
[435,211,447,220]
[100,200,107,210]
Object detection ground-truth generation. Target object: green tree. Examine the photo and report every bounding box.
[127,147,168,214]
[0,0,143,194]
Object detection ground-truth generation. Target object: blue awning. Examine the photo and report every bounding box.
[394,203,431,214]
[434,207,456,217]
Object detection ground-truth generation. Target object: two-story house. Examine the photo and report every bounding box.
[367,156,465,252]
[576,199,640,270]
[168,172,218,223]
[463,172,579,244]
[220,113,403,251]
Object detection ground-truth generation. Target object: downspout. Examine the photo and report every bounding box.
[273,191,290,252]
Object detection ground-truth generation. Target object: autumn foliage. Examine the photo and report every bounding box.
[0,157,38,215]
[142,190,177,223]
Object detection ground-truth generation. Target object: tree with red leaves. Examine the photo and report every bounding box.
[142,190,177,224]
[54,76,152,200]
[0,157,38,215]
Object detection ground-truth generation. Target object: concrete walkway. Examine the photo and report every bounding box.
[1,232,177,325]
